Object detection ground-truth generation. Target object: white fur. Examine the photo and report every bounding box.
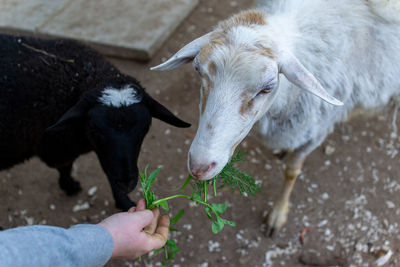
[99,86,141,108]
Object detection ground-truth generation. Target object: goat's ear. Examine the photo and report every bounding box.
[279,52,343,106]
[45,99,90,132]
[143,92,191,128]
[151,32,215,71]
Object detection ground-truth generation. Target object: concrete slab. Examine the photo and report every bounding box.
[0,0,69,32]
[0,0,198,60]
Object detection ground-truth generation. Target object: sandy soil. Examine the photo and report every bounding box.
[1,1,400,266]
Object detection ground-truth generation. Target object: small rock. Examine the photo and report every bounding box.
[73,202,90,212]
[386,201,395,209]
[321,192,329,200]
[88,186,98,196]
[324,145,335,155]
[25,217,34,225]
[49,204,56,210]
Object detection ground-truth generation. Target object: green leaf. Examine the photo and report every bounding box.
[144,164,149,182]
[181,174,192,191]
[170,209,185,225]
[146,192,156,209]
[205,207,212,219]
[192,190,202,201]
[211,203,228,214]
[166,239,176,246]
[146,167,161,193]
[211,218,225,234]
[159,200,169,211]
[214,150,261,197]
[221,218,237,227]
[152,246,164,256]
[230,149,246,163]
[139,172,146,189]
[169,227,179,232]
[169,245,180,254]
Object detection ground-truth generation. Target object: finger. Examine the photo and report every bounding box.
[143,208,160,235]
[136,199,146,211]
[154,214,170,240]
[150,215,170,250]
[128,206,136,213]
[132,210,154,229]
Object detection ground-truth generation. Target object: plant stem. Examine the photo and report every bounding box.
[204,182,208,202]
[213,180,217,197]
[152,194,213,210]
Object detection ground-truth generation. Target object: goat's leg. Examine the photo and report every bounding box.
[57,163,82,195]
[266,136,325,237]
[266,153,305,237]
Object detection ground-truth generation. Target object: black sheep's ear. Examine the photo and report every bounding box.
[45,98,91,132]
[143,92,191,128]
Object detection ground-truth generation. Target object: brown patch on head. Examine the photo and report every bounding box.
[212,38,224,46]
[255,46,275,59]
[239,92,254,116]
[203,73,214,89]
[200,74,214,115]
[208,61,217,76]
[198,43,214,64]
[198,38,226,64]
[220,10,266,32]
[200,87,209,115]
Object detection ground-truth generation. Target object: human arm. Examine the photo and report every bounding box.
[0,223,113,267]
[0,199,169,267]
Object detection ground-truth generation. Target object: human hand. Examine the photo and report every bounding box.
[98,199,170,259]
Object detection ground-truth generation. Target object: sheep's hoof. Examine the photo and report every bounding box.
[265,204,289,237]
[59,178,82,196]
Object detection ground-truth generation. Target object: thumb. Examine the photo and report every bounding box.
[132,210,154,229]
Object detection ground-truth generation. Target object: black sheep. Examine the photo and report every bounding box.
[0,34,190,210]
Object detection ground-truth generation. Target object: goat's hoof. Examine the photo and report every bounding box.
[60,179,82,196]
[265,207,288,238]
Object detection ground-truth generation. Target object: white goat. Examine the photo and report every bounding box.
[152,0,400,236]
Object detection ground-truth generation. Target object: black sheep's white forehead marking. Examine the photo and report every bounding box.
[99,85,142,108]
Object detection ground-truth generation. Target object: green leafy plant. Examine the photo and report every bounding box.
[139,150,261,265]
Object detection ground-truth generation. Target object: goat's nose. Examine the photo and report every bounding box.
[189,155,216,179]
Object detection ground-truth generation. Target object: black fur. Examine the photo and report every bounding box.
[0,34,190,210]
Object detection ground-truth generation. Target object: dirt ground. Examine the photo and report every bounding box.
[1,0,400,266]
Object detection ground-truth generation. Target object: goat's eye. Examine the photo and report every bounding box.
[257,84,273,96]
[194,65,200,72]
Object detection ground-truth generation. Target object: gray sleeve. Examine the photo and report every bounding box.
[0,224,114,267]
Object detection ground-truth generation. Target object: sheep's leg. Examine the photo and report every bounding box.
[57,163,82,195]
[266,137,324,237]
[111,186,136,211]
